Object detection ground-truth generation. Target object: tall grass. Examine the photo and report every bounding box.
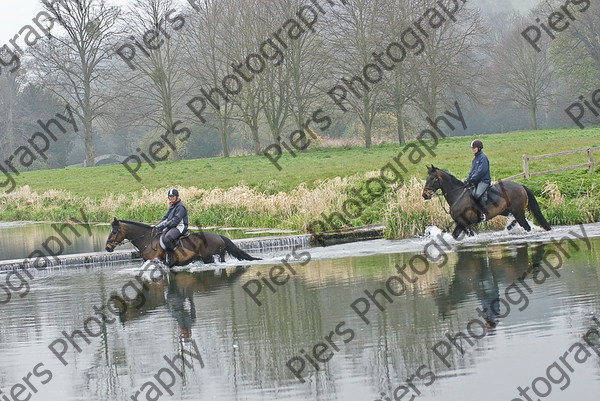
[0,176,359,231]
[2,174,597,239]
[3,126,599,238]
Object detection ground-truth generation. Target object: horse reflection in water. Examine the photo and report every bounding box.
[435,243,546,328]
[111,267,247,339]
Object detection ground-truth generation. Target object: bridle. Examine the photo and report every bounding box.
[108,225,161,252]
[424,175,471,215]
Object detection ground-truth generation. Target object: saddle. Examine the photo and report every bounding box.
[159,232,191,251]
[470,183,501,208]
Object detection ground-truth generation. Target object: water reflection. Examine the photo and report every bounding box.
[436,244,547,328]
[0,237,599,401]
[0,222,126,260]
[112,268,248,341]
[0,222,288,261]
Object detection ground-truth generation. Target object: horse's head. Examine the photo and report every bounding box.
[423,165,443,200]
[105,218,125,252]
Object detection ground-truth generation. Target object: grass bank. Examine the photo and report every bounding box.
[1,127,599,238]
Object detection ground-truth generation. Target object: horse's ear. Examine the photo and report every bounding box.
[112,217,118,226]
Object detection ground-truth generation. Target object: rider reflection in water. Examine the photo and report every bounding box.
[166,273,196,340]
[155,189,189,267]
[464,140,491,222]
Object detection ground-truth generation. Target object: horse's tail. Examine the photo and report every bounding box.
[524,185,551,231]
[220,235,262,260]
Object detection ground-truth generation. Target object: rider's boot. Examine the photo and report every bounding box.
[165,249,175,267]
[477,192,488,222]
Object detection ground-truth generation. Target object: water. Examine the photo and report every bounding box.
[1,224,600,400]
[0,222,301,261]
[0,221,119,261]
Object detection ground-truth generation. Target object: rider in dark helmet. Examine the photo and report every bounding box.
[155,188,189,267]
[465,139,491,222]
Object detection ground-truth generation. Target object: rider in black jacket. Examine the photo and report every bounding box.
[465,140,491,222]
[155,188,189,266]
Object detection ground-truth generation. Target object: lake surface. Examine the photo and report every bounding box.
[0,222,297,261]
[1,224,600,401]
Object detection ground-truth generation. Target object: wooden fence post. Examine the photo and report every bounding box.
[522,154,529,179]
[589,148,594,173]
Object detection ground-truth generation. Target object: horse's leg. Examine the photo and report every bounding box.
[219,247,226,263]
[507,217,518,230]
[203,255,215,264]
[513,210,531,232]
[465,224,475,236]
[452,224,464,239]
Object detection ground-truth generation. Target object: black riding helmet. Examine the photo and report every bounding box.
[471,140,483,149]
[168,188,179,197]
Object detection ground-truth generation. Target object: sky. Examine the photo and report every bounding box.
[0,0,131,43]
[0,0,538,47]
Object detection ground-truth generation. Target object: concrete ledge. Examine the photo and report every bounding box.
[310,224,386,247]
[0,225,386,271]
[0,234,312,271]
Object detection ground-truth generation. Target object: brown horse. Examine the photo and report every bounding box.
[422,165,551,238]
[105,218,260,266]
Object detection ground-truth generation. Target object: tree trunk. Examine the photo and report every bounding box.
[84,114,95,167]
[251,125,261,155]
[396,103,405,144]
[7,104,14,151]
[363,97,372,149]
[164,110,179,161]
[272,128,282,147]
[529,103,538,130]
[219,118,230,157]
[364,123,372,149]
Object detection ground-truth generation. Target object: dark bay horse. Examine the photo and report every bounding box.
[105,218,260,266]
[422,165,551,238]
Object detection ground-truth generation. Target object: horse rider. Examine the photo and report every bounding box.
[155,188,189,266]
[464,139,491,222]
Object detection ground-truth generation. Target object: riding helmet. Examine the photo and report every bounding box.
[471,140,483,149]
[168,188,179,197]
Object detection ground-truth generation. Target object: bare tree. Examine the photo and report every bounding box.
[186,0,236,157]
[326,0,386,148]
[29,0,121,167]
[380,0,418,144]
[544,0,600,93]
[259,59,292,146]
[485,13,553,129]
[0,72,22,154]
[222,0,265,155]
[408,1,486,121]
[117,0,189,160]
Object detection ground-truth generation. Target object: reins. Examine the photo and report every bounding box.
[425,182,471,215]
[113,227,162,252]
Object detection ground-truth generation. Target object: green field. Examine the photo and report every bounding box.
[2,127,600,238]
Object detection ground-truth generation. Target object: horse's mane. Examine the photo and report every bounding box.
[437,168,464,186]
[119,220,152,229]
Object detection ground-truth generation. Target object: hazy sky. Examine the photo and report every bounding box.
[1,0,538,47]
[0,0,131,43]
